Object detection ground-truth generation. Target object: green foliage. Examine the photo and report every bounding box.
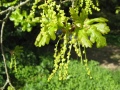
[48,7,109,80]
[0,0,18,7]
[0,0,112,89]
[35,0,67,47]
[9,8,39,32]
[9,46,23,72]
[12,54,54,89]
[75,0,100,14]
[0,74,5,87]
[16,57,120,90]
[8,0,107,48]
[8,0,110,81]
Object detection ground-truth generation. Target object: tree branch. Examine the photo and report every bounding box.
[0,11,15,90]
[0,0,30,15]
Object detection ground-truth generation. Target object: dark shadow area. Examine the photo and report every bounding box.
[86,45,120,69]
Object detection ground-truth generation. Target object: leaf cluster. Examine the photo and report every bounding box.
[0,0,111,84]
[9,0,111,81]
[19,59,120,90]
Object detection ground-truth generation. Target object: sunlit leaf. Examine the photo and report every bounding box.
[22,10,27,17]
[96,36,106,48]
[79,9,88,25]
[88,26,107,48]
[78,30,92,48]
[10,9,23,21]
[46,35,50,44]
[10,9,23,26]
[93,23,110,34]
[41,34,47,46]
[48,27,56,40]
[85,17,108,25]
[69,8,79,21]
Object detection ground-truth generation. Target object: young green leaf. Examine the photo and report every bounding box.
[93,23,110,34]
[48,28,56,40]
[78,30,92,48]
[85,17,108,25]
[79,9,88,25]
[96,36,106,48]
[69,8,79,21]
[88,26,107,48]
[10,9,23,26]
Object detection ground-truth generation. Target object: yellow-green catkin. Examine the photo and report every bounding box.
[71,33,81,58]
[84,59,92,79]
[30,0,40,17]
[48,34,69,81]
[61,40,72,80]
[58,34,68,80]
[83,48,92,79]
[63,62,69,80]
[48,38,61,81]
[78,0,100,14]
[80,0,84,7]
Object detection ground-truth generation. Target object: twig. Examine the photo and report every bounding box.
[0,0,30,15]
[0,11,15,90]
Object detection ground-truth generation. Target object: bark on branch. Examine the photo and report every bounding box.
[0,11,15,90]
[0,0,30,15]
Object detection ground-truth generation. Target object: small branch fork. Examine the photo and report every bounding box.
[0,0,30,90]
